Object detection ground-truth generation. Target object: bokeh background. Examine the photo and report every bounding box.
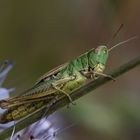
[0,0,140,140]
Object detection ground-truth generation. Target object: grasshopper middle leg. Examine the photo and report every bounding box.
[51,76,75,103]
[94,72,115,81]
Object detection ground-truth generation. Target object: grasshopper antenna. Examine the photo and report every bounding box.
[107,24,124,46]
[109,36,138,51]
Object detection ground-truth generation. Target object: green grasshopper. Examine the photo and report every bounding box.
[0,36,136,123]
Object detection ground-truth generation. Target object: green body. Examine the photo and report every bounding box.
[0,45,109,123]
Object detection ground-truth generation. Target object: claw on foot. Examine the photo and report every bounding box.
[107,75,116,81]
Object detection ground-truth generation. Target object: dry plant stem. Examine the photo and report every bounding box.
[0,55,140,139]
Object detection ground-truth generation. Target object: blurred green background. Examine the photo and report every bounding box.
[0,0,140,140]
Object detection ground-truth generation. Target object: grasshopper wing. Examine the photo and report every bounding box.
[0,87,58,109]
[35,63,68,85]
[0,63,68,109]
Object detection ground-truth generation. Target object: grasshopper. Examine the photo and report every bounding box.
[0,35,136,123]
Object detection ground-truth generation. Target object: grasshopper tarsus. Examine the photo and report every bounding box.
[66,103,76,109]
[107,75,116,81]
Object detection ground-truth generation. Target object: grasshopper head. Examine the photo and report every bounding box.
[95,45,109,65]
